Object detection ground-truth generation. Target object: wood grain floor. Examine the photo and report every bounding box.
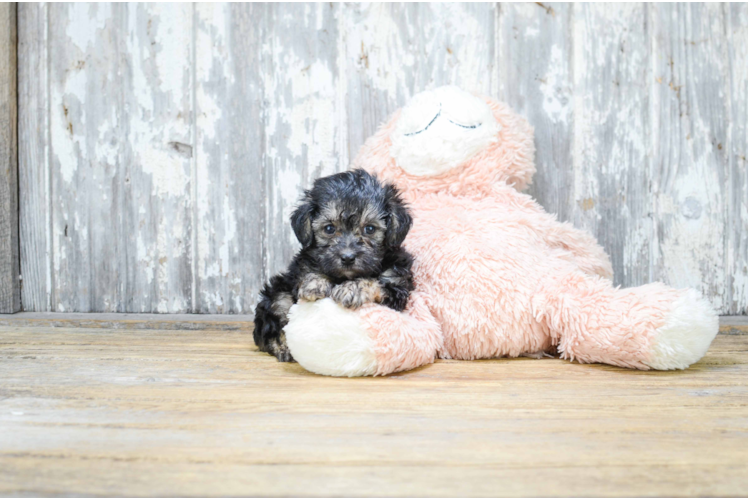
[0,317,747,497]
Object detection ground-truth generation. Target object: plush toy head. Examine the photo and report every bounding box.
[354,86,537,199]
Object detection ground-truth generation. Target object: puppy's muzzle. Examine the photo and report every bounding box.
[336,236,363,267]
[340,250,357,266]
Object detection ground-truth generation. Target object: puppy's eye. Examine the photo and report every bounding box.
[323,224,335,235]
[364,225,376,235]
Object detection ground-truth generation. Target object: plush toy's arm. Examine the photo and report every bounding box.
[285,291,443,377]
[361,291,443,375]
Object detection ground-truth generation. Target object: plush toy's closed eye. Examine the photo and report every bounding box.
[402,105,483,137]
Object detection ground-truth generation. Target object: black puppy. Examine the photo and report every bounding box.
[253,169,415,362]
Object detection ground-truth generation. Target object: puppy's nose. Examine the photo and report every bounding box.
[340,251,356,265]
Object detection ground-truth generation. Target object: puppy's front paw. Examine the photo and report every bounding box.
[267,336,296,363]
[298,274,332,302]
[275,349,295,363]
[331,279,383,309]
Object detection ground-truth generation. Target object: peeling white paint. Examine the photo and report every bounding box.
[137,235,154,285]
[343,4,414,98]
[277,168,302,223]
[152,4,192,102]
[541,45,571,124]
[196,91,222,142]
[202,290,224,309]
[65,3,108,52]
[139,147,189,198]
[193,2,246,312]
[265,58,337,173]
[220,194,236,278]
[51,68,87,184]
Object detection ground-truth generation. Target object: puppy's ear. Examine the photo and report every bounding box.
[291,195,315,248]
[384,185,412,248]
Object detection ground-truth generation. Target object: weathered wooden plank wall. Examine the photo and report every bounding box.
[0,3,18,314]
[17,2,748,314]
[731,3,748,315]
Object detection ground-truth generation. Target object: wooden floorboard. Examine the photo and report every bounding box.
[0,312,255,330]
[0,320,746,496]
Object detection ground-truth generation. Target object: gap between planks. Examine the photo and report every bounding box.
[0,312,254,331]
[0,312,745,333]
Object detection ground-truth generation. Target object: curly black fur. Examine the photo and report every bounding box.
[253,169,415,362]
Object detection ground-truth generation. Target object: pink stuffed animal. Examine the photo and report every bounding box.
[284,86,719,377]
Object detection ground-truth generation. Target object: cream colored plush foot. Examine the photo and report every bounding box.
[285,298,378,377]
[644,289,719,370]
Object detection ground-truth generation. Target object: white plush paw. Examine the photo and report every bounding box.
[645,289,720,370]
[284,298,378,377]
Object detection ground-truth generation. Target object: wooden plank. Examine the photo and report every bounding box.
[262,3,343,279]
[343,3,497,159]
[18,4,51,312]
[0,325,746,496]
[728,3,748,315]
[122,3,194,313]
[1,461,747,498]
[41,4,196,313]
[720,315,748,335]
[497,3,574,222]
[193,3,265,313]
[571,3,652,287]
[650,3,731,312]
[46,3,123,312]
[0,3,18,313]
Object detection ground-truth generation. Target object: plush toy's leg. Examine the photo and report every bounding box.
[285,292,442,377]
[533,273,719,370]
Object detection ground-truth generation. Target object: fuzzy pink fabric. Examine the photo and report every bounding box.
[359,292,443,376]
[348,96,689,374]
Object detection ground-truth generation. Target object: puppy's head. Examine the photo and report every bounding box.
[291,169,412,280]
